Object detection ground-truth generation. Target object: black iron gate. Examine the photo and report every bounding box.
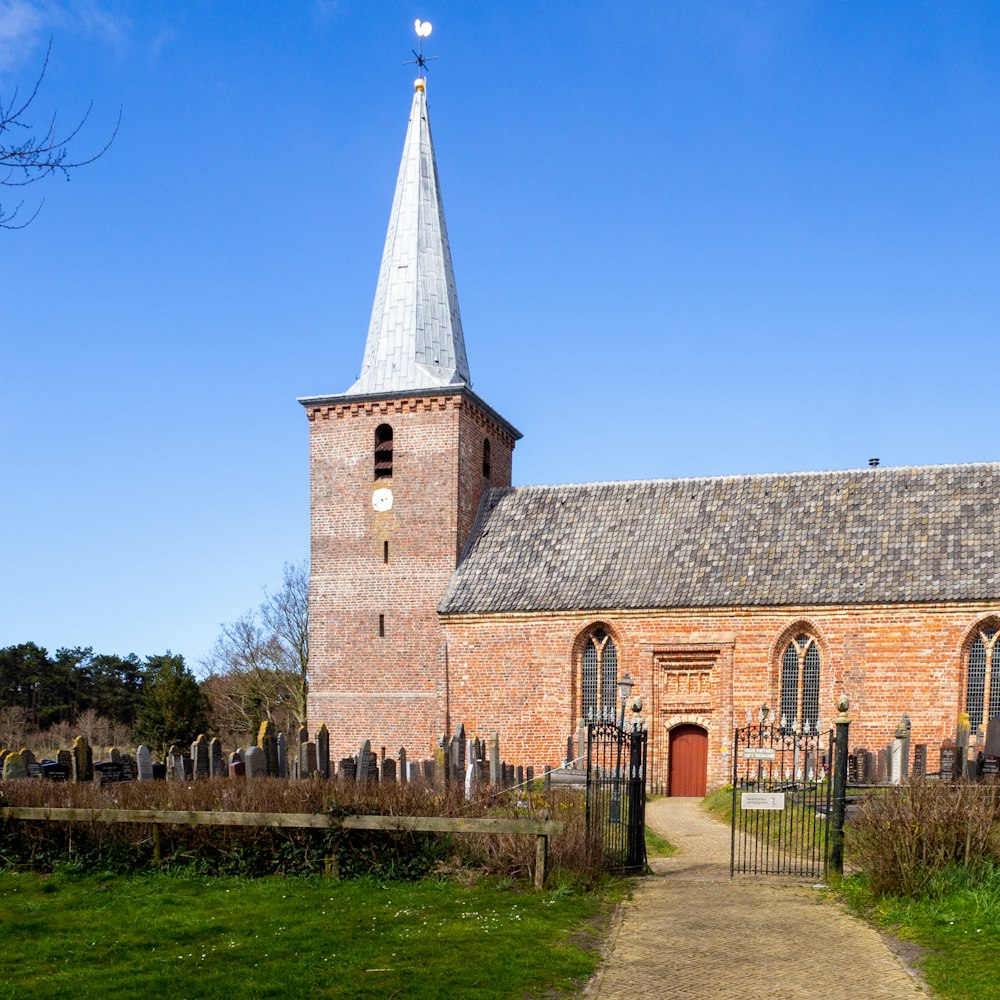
[586,720,647,873]
[731,718,833,877]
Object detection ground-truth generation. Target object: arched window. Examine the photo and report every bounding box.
[779,633,821,731]
[965,622,1000,733]
[374,424,393,480]
[482,437,491,478]
[581,626,619,721]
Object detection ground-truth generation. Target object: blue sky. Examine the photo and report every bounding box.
[3,1,999,668]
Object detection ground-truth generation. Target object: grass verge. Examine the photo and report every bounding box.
[644,825,676,858]
[839,865,1000,1000]
[0,870,619,1000]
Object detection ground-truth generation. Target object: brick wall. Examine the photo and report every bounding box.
[305,390,515,761]
[440,603,1000,790]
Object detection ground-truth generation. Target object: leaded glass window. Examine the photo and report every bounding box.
[965,625,999,733]
[580,627,620,721]
[778,632,821,730]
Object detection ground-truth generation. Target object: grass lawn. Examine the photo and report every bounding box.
[0,871,615,1000]
[839,867,1000,1000]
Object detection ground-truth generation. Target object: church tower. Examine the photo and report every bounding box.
[299,74,520,759]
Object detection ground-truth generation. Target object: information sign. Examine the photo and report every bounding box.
[741,792,785,811]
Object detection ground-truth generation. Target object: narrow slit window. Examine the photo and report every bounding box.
[482,437,491,478]
[374,424,393,480]
[378,614,385,638]
[383,540,389,564]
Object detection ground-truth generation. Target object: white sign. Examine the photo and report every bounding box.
[742,747,776,761]
[741,792,786,811]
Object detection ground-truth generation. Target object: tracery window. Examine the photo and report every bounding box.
[965,623,1000,733]
[779,633,821,731]
[581,626,619,721]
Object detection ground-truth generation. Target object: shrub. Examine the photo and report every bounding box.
[846,780,1000,897]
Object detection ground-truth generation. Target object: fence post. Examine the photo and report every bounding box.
[534,809,549,890]
[829,694,852,877]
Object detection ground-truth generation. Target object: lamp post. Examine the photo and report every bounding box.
[610,673,634,823]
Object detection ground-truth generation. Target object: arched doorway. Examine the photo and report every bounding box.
[669,725,708,796]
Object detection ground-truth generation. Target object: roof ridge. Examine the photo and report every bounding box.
[506,460,1000,493]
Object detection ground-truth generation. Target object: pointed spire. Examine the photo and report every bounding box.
[345,78,470,396]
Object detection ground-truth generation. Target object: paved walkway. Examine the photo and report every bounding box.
[585,798,926,1000]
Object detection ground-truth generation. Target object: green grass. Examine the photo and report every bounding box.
[839,865,1000,1000]
[644,825,676,858]
[0,871,615,1000]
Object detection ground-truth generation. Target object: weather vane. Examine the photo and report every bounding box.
[406,19,437,76]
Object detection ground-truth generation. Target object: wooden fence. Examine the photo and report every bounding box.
[0,807,564,889]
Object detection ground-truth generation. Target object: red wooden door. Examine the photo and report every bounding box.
[669,725,708,796]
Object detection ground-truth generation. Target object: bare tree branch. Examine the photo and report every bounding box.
[1,38,120,228]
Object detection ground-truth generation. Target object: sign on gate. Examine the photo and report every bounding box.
[742,747,776,760]
[741,791,785,810]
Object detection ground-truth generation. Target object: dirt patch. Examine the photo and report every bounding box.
[879,929,930,992]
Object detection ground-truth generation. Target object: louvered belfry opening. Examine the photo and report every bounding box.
[374,424,393,480]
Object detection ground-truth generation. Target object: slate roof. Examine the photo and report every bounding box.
[439,463,1000,614]
[346,79,470,396]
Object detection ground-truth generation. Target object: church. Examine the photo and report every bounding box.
[299,73,1000,794]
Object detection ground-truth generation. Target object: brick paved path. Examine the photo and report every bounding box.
[585,797,925,999]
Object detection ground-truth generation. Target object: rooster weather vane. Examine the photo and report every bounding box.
[406,19,437,75]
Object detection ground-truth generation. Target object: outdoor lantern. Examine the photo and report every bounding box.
[618,673,634,703]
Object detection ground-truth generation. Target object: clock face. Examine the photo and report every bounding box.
[372,487,394,512]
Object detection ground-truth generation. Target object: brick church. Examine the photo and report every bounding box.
[299,74,1000,794]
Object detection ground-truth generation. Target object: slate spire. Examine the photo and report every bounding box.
[346,77,470,395]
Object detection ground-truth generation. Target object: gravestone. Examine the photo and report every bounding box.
[316,723,331,779]
[398,747,407,784]
[191,735,209,779]
[847,753,858,784]
[490,732,501,786]
[20,748,35,770]
[166,745,184,780]
[423,759,434,783]
[434,742,447,788]
[381,757,396,783]
[407,760,421,784]
[120,756,136,781]
[876,747,889,783]
[137,745,154,781]
[526,766,535,785]
[956,713,971,778]
[912,743,927,779]
[2,751,27,780]
[984,716,1000,758]
[357,740,372,784]
[339,757,356,781]
[42,760,70,781]
[257,720,277,777]
[465,758,476,799]
[208,738,225,778]
[939,741,956,783]
[57,749,72,774]
[109,747,122,764]
[228,750,245,779]
[95,761,124,783]
[244,746,266,779]
[982,754,1000,779]
[889,740,904,785]
[516,765,524,787]
[71,735,93,782]
[27,762,42,778]
[276,732,287,778]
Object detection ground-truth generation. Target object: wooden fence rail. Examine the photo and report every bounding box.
[0,807,564,889]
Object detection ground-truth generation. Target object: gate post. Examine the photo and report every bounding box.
[829,694,852,877]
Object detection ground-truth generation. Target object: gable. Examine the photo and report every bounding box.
[438,463,1000,614]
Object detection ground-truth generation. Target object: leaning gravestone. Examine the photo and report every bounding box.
[2,751,27,780]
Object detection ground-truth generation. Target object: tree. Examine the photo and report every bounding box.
[202,562,309,739]
[133,653,208,756]
[1,39,119,228]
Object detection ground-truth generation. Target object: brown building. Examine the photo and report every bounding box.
[300,76,1000,793]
